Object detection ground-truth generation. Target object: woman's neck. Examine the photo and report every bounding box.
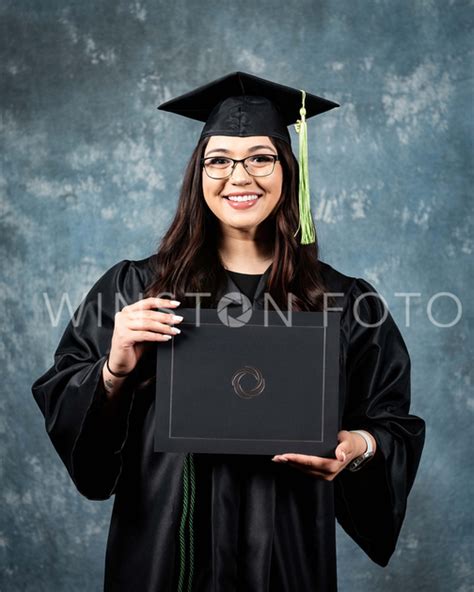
[218,233,274,274]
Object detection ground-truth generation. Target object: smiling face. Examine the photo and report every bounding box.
[202,135,283,238]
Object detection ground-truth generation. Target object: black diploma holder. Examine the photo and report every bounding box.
[154,309,341,457]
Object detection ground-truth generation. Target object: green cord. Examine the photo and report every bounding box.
[177,453,196,592]
[294,90,316,245]
[177,455,189,592]
[187,453,196,591]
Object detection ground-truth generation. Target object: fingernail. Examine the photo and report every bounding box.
[171,327,181,334]
[170,300,181,306]
[172,315,184,322]
[272,456,288,463]
[163,335,172,341]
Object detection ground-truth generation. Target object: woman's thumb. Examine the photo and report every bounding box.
[336,446,348,463]
[336,430,351,462]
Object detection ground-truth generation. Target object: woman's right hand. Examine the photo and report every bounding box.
[107,297,183,377]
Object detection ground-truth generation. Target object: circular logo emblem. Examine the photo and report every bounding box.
[217,292,253,327]
[231,366,266,399]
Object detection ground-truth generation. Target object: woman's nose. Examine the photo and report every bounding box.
[229,161,251,183]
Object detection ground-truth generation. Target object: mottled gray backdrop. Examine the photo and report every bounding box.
[1,0,472,590]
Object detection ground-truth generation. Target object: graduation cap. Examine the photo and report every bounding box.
[158,71,339,244]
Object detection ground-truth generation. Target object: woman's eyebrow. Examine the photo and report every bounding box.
[206,145,277,156]
[248,144,277,153]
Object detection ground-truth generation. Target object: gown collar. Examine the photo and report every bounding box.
[220,264,273,309]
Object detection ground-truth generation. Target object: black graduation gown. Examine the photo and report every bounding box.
[31,257,425,592]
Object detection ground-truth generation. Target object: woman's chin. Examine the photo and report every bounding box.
[220,218,263,234]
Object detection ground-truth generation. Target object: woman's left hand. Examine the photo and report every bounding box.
[271,430,374,481]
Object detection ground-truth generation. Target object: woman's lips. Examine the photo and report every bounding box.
[223,193,261,209]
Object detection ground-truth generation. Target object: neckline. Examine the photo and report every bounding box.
[226,269,264,277]
[224,262,272,277]
[223,264,272,303]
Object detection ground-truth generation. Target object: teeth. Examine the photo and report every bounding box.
[227,194,259,202]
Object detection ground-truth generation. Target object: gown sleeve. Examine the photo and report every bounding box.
[334,277,426,566]
[31,259,146,501]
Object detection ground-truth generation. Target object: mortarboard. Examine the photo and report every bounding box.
[158,71,339,244]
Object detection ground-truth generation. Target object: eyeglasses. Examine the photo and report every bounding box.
[201,154,279,179]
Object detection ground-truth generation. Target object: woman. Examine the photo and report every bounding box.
[32,72,425,591]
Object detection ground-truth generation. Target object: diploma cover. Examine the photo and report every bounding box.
[154,309,340,456]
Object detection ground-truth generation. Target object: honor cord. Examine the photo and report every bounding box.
[177,453,196,592]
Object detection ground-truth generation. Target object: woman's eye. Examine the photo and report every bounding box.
[208,157,231,166]
[249,155,274,164]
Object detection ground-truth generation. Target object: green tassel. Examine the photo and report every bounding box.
[294,90,316,245]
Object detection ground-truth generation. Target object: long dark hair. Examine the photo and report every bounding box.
[144,136,332,311]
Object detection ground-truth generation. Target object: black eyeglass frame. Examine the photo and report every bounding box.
[200,154,280,179]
